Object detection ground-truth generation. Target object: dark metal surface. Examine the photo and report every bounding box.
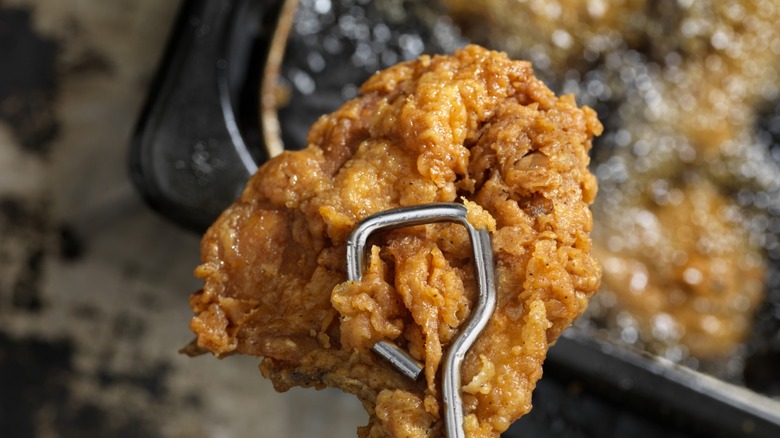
[515,330,780,437]
[130,0,279,231]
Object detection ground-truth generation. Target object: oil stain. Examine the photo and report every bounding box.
[0,332,173,438]
[0,7,59,154]
[0,196,48,313]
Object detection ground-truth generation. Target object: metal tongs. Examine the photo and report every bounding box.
[346,203,497,438]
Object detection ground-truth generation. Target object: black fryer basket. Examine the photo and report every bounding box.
[130,0,780,435]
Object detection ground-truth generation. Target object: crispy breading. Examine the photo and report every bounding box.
[189,45,601,437]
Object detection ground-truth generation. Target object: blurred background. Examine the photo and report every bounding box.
[0,1,367,436]
[2,0,779,436]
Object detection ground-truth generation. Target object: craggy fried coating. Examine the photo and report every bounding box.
[189,45,602,437]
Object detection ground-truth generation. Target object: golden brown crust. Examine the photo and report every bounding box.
[190,45,601,437]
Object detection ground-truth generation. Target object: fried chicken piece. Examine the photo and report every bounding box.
[441,0,649,79]
[443,0,778,369]
[592,178,765,361]
[189,45,602,437]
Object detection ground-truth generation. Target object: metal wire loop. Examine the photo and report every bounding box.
[346,203,497,438]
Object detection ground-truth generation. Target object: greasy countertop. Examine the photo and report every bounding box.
[0,1,366,436]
